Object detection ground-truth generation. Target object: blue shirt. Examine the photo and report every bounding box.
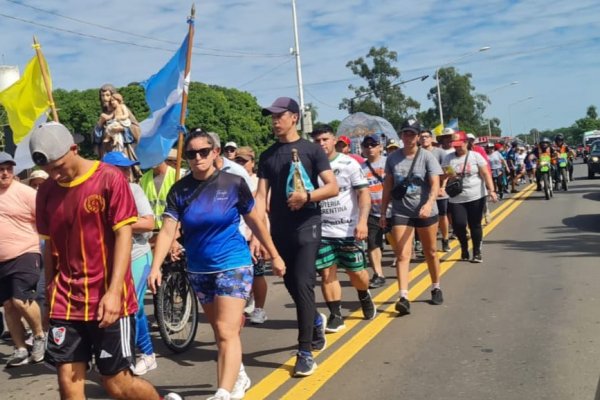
[164,171,254,273]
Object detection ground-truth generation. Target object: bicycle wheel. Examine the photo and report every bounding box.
[156,269,198,353]
[543,174,550,200]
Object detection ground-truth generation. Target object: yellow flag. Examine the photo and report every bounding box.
[433,123,444,136]
[0,55,50,144]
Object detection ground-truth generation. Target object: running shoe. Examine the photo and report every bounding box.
[132,353,157,376]
[441,239,451,252]
[368,274,386,289]
[164,393,183,400]
[249,308,267,324]
[231,369,251,400]
[471,252,483,263]
[311,313,327,351]
[461,250,470,261]
[325,314,345,333]
[6,347,29,367]
[244,296,255,315]
[30,335,45,363]
[358,291,376,320]
[395,297,411,316]
[431,288,444,305]
[294,351,317,377]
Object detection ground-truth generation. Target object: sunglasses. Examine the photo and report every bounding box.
[420,135,432,139]
[234,157,250,165]
[224,147,237,153]
[184,147,213,159]
[362,142,379,148]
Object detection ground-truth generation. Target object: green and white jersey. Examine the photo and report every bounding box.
[318,153,369,238]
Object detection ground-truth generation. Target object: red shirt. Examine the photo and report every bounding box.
[36,162,138,321]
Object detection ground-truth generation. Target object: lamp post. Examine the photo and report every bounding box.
[508,96,534,136]
[435,46,491,126]
[349,74,429,114]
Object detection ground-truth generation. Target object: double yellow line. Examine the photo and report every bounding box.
[246,184,535,400]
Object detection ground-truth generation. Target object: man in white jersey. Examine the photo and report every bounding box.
[311,126,375,332]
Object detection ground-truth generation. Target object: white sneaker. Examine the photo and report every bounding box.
[164,393,183,400]
[6,347,29,367]
[30,335,45,363]
[132,353,157,375]
[249,308,267,324]
[244,297,255,315]
[231,369,251,399]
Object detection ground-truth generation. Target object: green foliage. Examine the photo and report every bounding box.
[422,67,489,133]
[340,46,420,129]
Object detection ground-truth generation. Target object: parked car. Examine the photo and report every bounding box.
[587,140,600,178]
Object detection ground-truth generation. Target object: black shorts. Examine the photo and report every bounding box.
[0,253,41,304]
[436,198,449,216]
[367,215,390,250]
[391,215,439,228]
[45,316,136,376]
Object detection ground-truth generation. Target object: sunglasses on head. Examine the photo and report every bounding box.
[184,147,213,159]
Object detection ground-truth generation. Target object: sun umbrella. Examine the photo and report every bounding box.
[336,112,399,142]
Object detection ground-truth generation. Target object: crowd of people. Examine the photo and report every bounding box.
[0,95,578,400]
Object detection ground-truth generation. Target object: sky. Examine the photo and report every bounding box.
[1,0,599,137]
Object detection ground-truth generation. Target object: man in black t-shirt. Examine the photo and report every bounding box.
[255,97,338,377]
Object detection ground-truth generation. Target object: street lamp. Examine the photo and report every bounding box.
[436,46,491,126]
[508,96,534,136]
[349,74,429,114]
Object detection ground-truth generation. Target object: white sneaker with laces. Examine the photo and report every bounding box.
[231,369,251,399]
[249,308,267,324]
[244,297,255,315]
[132,353,157,376]
[30,335,46,363]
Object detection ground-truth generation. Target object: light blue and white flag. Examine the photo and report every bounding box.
[446,118,459,130]
[137,31,191,169]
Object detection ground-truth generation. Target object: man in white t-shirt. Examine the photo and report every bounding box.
[311,126,375,333]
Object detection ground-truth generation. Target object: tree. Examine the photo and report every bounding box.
[586,105,598,120]
[339,46,419,129]
[422,67,489,134]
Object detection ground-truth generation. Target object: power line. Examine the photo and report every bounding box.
[3,0,289,58]
[237,58,294,89]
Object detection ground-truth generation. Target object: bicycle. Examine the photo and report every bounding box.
[154,252,199,353]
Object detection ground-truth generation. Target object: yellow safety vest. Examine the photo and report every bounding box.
[140,167,177,229]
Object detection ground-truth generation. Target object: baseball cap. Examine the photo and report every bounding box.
[439,127,455,137]
[466,133,476,140]
[224,141,238,150]
[102,151,140,167]
[261,97,300,116]
[494,143,503,150]
[361,134,381,145]
[29,122,75,166]
[337,135,351,146]
[167,149,178,161]
[24,169,49,182]
[400,117,422,134]
[235,146,255,161]
[386,139,400,149]
[451,131,468,147]
[0,151,16,166]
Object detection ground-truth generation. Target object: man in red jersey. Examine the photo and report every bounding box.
[30,122,180,400]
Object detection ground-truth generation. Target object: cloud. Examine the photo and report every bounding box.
[1,0,599,136]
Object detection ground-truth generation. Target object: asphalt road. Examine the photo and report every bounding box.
[1,160,599,400]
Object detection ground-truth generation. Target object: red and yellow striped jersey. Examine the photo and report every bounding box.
[36,162,138,321]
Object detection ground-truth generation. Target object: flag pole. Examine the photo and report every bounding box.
[175,4,195,180]
[32,36,59,122]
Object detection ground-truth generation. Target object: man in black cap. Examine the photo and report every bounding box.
[255,97,339,377]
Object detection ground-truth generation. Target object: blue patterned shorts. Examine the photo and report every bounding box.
[187,266,253,304]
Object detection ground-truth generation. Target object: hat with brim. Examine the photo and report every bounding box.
[24,169,49,182]
[337,135,351,146]
[439,127,455,137]
[102,151,140,167]
[29,122,75,166]
[466,133,476,140]
[451,131,468,147]
[261,97,300,116]
[235,146,255,161]
[361,134,381,145]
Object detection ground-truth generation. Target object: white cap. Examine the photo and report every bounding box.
[466,133,476,140]
[224,141,237,149]
[440,127,455,136]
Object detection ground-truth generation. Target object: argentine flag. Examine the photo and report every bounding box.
[446,118,459,130]
[137,31,191,169]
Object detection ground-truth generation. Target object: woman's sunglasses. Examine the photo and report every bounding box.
[184,147,213,159]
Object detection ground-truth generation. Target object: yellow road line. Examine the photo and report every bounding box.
[245,185,534,399]
[278,185,535,400]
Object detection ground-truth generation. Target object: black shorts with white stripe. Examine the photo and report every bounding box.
[45,315,136,376]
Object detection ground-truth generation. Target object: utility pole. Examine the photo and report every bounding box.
[291,0,308,137]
